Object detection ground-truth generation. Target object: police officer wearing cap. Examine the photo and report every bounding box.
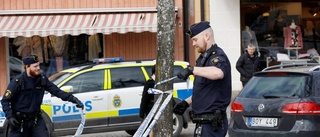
[174,21,231,137]
[1,55,84,137]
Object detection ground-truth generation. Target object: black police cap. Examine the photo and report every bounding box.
[22,55,39,65]
[187,21,211,38]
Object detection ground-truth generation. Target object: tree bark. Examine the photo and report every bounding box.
[153,0,175,136]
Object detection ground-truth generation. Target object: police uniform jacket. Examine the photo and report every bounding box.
[139,79,155,118]
[236,52,259,82]
[1,72,75,118]
[192,44,232,115]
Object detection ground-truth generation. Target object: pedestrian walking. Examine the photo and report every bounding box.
[236,44,260,87]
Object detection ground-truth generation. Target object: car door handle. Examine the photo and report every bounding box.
[92,96,103,101]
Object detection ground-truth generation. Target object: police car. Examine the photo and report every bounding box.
[0,57,193,137]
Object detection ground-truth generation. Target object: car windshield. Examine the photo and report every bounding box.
[238,74,309,99]
[49,72,72,85]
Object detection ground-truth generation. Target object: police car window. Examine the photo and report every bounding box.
[62,70,104,93]
[49,72,72,85]
[110,67,145,89]
[144,65,184,83]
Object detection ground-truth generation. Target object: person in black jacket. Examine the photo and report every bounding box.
[139,65,155,137]
[139,65,155,118]
[1,55,83,137]
[236,44,260,87]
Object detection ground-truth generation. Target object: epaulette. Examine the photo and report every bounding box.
[15,77,25,91]
[200,44,218,67]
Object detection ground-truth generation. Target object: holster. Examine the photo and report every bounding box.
[192,110,226,131]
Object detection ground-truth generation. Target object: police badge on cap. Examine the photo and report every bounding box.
[22,55,39,65]
[186,21,211,38]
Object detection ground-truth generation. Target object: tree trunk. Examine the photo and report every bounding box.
[153,0,176,136]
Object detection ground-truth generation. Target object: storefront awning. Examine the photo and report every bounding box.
[0,12,158,38]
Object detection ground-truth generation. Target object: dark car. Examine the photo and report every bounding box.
[229,63,320,137]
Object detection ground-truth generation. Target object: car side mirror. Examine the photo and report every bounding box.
[60,86,74,93]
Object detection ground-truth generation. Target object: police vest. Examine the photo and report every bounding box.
[18,75,47,91]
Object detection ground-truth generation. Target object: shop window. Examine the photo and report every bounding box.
[241,1,320,68]
[8,34,103,79]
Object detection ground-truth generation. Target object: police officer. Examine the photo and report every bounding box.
[139,65,155,119]
[1,55,84,137]
[139,65,156,137]
[174,21,231,137]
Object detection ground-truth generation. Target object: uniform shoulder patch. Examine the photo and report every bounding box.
[4,90,12,98]
[211,57,220,64]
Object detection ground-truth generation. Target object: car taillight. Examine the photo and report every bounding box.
[231,101,244,113]
[282,102,320,114]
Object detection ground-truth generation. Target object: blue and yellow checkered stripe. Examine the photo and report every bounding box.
[44,88,192,122]
[50,108,140,122]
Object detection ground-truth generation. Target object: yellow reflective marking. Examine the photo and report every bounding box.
[173,89,178,98]
[41,105,52,118]
[104,69,108,89]
[107,69,111,89]
[189,75,195,81]
[61,68,78,73]
[141,66,149,81]
[86,111,108,119]
[94,62,156,69]
[106,110,119,116]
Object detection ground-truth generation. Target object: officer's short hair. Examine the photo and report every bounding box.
[22,55,39,65]
[187,21,211,38]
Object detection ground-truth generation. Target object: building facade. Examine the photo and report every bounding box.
[2,0,317,93]
[0,0,188,94]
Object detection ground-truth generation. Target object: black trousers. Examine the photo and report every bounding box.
[9,116,48,137]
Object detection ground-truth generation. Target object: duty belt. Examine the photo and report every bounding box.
[13,111,41,132]
[193,110,226,122]
[192,110,226,131]
[15,111,41,121]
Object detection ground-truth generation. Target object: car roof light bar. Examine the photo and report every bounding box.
[92,57,124,64]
